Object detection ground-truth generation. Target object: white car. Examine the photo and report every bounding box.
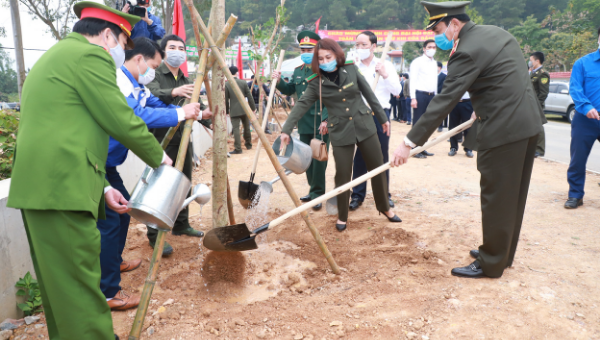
[544,82,575,123]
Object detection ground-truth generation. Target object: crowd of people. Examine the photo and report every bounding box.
[5,0,600,338]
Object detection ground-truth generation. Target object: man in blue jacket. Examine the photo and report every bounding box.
[121,1,165,41]
[564,27,600,209]
[98,37,201,310]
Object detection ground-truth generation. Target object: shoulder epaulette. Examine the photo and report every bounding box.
[345,60,354,65]
[295,64,304,69]
[306,74,318,82]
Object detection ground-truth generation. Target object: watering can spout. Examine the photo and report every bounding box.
[180,183,211,211]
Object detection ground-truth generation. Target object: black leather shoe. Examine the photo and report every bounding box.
[448,148,457,156]
[115,335,119,340]
[336,223,347,231]
[465,150,474,158]
[437,127,443,132]
[246,145,252,150]
[534,152,541,158]
[422,151,434,156]
[300,194,312,202]
[451,261,488,278]
[470,249,479,259]
[312,203,322,211]
[349,199,363,211]
[230,149,242,154]
[265,129,272,135]
[413,153,426,159]
[380,211,402,222]
[406,121,411,125]
[564,197,583,209]
[388,198,395,208]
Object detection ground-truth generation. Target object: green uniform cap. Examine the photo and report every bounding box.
[421,1,471,30]
[73,1,141,49]
[297,31,321,48]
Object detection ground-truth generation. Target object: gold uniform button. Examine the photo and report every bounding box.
[330,124,333,127]
[339,89,342,92]
[372,112,375,116]
[302,91,305,94]
[95,164,98,170]
[349,117,352,120]
[343,98,346,102]
[346,108,349,111]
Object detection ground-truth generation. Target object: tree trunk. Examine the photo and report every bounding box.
[210,0,228,228]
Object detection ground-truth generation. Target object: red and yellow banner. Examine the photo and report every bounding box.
[318,30,435,42]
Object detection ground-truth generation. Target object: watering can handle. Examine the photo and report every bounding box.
[141,166,154,184]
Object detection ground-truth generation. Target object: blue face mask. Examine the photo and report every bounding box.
[146,6,152,13]
[319,60,337,72]
[434,24,456,51]
[300,53,313,64]
[254,84,258,89]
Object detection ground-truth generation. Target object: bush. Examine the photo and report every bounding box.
[0,109,19,180]
[15,271,43,316]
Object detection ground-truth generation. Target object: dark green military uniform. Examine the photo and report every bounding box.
[282,61,390,221]
[146,62,207,243]
[277,31,330,200]
[531,67,550,156]
[409,1,547,278]
[226,77,256,151]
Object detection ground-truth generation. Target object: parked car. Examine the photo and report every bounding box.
[544,82,575,123]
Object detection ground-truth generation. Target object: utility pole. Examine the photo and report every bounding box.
[9,0,26,100]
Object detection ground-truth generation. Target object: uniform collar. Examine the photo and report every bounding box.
[458,21,476,40]
[532,65,543,73]
[158,62,185,79]
[120,65,142,89]
[66,32,90,43]
[593,49,600,61]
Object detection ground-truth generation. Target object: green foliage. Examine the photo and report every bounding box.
[0,109,19,180]
[15,272,43,316]
[509,16,549,56]
[0,44,18,102]
[475,0,526,28]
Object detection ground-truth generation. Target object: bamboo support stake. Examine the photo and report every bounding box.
[129,15,238,340]
[186,3,340,274]
[372,31,393,90]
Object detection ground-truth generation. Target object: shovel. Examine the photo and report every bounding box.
[203,119,475,252]
[238,50,287,209]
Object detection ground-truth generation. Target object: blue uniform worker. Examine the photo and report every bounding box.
[565,45,600,209]
[130,10,165,41]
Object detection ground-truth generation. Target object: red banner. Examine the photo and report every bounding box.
[318,30,435,42]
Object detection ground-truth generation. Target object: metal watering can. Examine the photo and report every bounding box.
[272,136,312,174]
[127,165,211,231]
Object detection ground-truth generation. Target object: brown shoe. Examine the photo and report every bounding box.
[120,259,142,273]
[107,290,140,311]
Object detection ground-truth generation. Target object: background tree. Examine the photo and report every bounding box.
[508,16,549,57]
[0,44,18,102]
[9,0,80,40]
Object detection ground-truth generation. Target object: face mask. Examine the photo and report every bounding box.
[254,85,258,89]
[166,50,186,68]
[434,24,456,51]
[146,6,152,13]
[300,53,313,64]
[103,30,125,69]
[356,48,371,60]
[319,60,337,72]
[137,58,155,85]
[528,60,533,69]
[425,49,436,58]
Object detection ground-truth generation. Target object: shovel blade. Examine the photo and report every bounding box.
[202,223,259,252]
[238,181,259,209]
[326,196,338,215]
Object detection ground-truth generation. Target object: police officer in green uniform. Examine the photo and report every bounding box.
[280,38,401,230]
[7,2,169,338]
[272,31,329,210]
[392,1,546,279]
[226,65,256,154]
[529,51,550,157]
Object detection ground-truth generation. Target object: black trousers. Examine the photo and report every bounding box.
[333,134,390,222]
[403,97,411,122]
[476,136,537,277]
[449,100,473,151]
[413,91,434,125]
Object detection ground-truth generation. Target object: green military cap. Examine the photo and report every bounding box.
[73,1,141,49]
[297,31,320,48]
[421,1,471,30]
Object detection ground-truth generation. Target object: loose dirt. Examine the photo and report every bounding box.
[12,111,600,340]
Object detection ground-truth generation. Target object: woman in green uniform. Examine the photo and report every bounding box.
[280,38,401,231]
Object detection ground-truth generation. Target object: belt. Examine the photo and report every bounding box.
[416,90,435,96]
[459,99,471,102]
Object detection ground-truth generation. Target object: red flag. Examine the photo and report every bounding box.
[315,16,322,32]
[237,39,244,80]
[172,0,188,76]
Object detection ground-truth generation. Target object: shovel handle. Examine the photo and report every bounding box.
[264,119,475,230]
[372,31,393,91]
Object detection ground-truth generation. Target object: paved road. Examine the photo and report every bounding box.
[544,119,600,173]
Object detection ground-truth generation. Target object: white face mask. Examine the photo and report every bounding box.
[137,57,155,85]
[425,49,436,58]
[166,50,186,68]
[356,48,371,60]
[103,30,125,69]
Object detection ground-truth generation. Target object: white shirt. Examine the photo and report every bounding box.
[409,54,438,98]
[356,56,402,109]
[461,91,470,100]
